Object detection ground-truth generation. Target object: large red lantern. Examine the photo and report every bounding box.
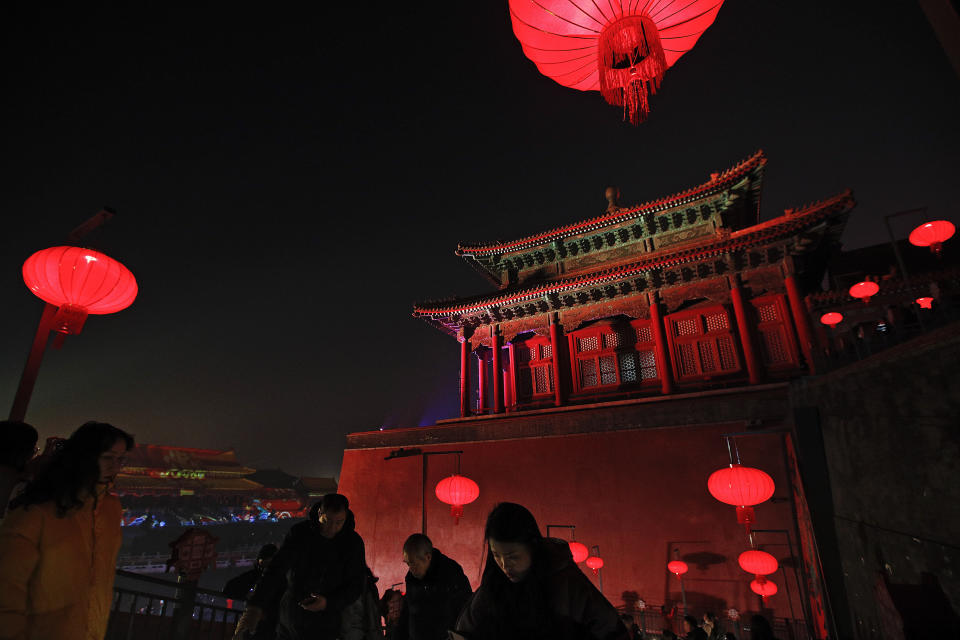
[508,0,725,124]
[569,541,589,564]
[909,220,955,255]
[667,560,688,576]
[915,297,934,310]
[848,281,879,304]
[434,474,479,524]
[23,246,138,335]
[819,312,843,328]
[707,464,775,532]
[585,555,604,575]
[750,577,778,598]
[738,550,778,576]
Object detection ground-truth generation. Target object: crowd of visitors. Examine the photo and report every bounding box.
[0,420,783,640]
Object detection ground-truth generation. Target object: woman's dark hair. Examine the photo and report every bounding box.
[10,421,133,516]
[480,502,544,584]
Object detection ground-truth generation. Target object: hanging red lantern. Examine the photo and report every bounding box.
[667,560,688,576]
[916,297,934,310]
[848,281,879,304]
[508,0,725,125]
[22,246,138,335]
[908,220,955,255]
[738,550,779,576]
[434,474,479,524]
[819,312,843,328]
[569,541,589,564]
[750,577,778,598]
[707,464,775,532]
[585,555,604,575]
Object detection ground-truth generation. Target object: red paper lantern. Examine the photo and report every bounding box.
[738,550,779,576]
[708,464,775,532]
[508,0,725,124]
[435,474,479,524]
[750,577,778,597]
[569,541,589,564]
[22,246,138,335]
[667,560,688,576]
[909,220,955,255]
[585,556,604,575]
[819,312,843,328]
[848,281,879,304]
[916,297,934,310]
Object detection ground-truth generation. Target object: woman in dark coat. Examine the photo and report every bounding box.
[455,502,629,640]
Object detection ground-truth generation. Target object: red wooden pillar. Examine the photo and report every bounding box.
[649,292,674,394]
[459,338,470,418]
[491,329,504,413]
[549,316,565,407]
[785,273,818,374]
[730,277,762,384]
[477,350,487,414]
[507,343,518,411]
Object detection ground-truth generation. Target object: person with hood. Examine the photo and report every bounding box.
[234,493,366,640]
[0,421,134,640]
[455,502,629,640]
[396,533,471,640]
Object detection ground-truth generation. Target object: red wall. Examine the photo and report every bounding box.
[339,423,806,623]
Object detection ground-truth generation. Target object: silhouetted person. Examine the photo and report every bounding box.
[0,421,133,640]
[396,533,471,640]
[0,421,38,521]
[748,615,777,640]
[702,612,720,640]
[380,588,404,639]
[235,493,366,640]
[224,544,280,639]
[684,615,708,640]
[455,502,629,640]
[620,614,641,639]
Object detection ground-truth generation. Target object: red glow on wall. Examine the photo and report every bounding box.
[738,550,779,576]
[434,474,479,524]
[585,555,604,575]
[22,246,137,335]
[819,312,843,328]
[667,560,689,576]
[751,577,778,597]
[569,541,589,563]
[508,0,724,124]
[848,281,879,304]
[916,297,934,309]
[909,220,955,255]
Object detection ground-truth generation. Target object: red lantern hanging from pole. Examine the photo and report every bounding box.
[848,281,879,304]
[819,312,843,328]
[750,577,778,598]
[915,297,934,310]
[22,246,138,335]
[585,555,604,576]
[738,550,779,576]
[667,560,689,576]
[435,474,479,524]
[569,541,589,564]
[707,464,775,532]
[908,220,955,255]
[508,0,725,124]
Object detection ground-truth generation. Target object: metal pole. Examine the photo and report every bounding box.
[9,303,57,421]
[422,455,428,536]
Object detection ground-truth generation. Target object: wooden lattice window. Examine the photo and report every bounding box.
[667,306,742,381]
[514,337,555,400]
[750,294,800,370]
[569,320,658,393]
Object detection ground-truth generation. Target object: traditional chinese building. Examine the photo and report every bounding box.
[337,151,958,639]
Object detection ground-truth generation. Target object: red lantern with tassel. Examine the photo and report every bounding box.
[909,220,955,255]
[585,555,604,575]
[750,577,778,598]
[667,560,688,576]
[568,541,589,564]
[738,550,779,576]
[508,0,725,124]
[707,464,775,532]
[848,281,880,304]
[435,474,479,524]
[820,312,843,328]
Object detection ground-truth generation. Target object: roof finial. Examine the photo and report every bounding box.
[605,186,621,214]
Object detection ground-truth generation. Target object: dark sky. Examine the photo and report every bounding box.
[2,2,958,478]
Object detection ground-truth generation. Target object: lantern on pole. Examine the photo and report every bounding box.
[848,281,879,304]
[435,474,479,524]
[738,550,779,576]
[569,541,589,564]
[585,555,604,576]
[23,246,138,335]
[908,220,955,255]
[508,0,725,125]
[667,560,688,576]
[750,577,778,599]
[915,297,934,310]
[819,312,843,328]
[707,464,775,532]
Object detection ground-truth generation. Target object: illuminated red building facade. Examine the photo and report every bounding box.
[339,152,875,637]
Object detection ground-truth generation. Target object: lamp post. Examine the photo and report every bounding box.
[545,524,589,563]
[586,544,604,593]
[384,447,476,536]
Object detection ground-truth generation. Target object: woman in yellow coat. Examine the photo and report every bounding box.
[0,422,134,640]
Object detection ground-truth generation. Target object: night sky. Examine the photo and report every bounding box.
[2,2,958,478]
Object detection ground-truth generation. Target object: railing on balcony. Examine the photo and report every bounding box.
[107,569,244,640]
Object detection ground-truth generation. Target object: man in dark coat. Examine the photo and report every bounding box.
[396,533,472,640]
[234,493,367,640]
[224,544,279,640]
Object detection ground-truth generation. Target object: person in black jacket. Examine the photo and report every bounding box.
[455,502,629,640]
[223,544,279,639]
[234,493,367,640]
[396,533,471,640]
